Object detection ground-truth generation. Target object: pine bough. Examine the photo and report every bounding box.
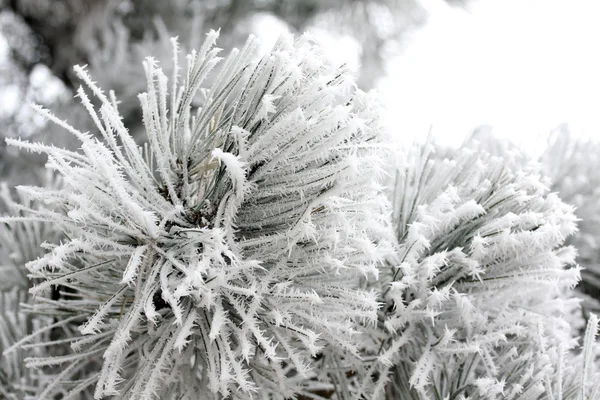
[541,130,600,316]
[367,141,596,399]
[0,31,598,399]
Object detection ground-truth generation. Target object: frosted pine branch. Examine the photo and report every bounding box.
[2,31,394,399]
[363,138,591,399]
[0,173,70,399]
[540,128,600,317]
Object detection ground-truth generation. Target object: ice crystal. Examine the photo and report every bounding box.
[363,139,593,399]
[2,31,393,399]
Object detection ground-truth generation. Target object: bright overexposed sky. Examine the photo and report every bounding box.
[379,0,600,152]
[3,0,598,152]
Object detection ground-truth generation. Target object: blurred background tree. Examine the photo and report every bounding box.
[0,0,469,186]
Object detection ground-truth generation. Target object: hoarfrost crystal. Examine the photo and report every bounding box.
[2,31,393,399]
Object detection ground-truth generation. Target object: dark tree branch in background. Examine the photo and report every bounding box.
[4,0,468,91]
[6,0,111,88]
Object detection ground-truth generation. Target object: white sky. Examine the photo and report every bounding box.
[379,0,600,152]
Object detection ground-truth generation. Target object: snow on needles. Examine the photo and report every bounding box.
[1,30,600,400]
[2,31,393,399]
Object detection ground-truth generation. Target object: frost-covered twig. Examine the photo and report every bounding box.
[364,138,589,399]
[2,31,393,399]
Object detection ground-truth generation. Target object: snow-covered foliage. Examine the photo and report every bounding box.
[361,139,597,399]
[1,31,393,399]
[2,26,600,400]
[541,128,600,316]
[0,175,64,399]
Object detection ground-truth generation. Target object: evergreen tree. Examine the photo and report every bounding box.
[1,7,600,399]
[1,31,394,399]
